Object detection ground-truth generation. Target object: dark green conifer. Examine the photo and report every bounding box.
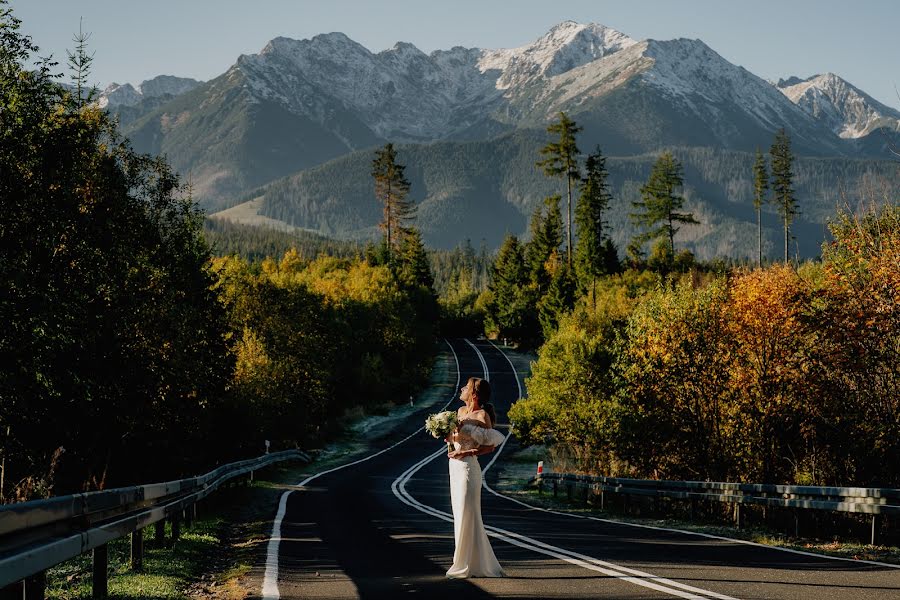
[630,152,698,264]
[397,227,434,291]
[371,143,414,264]
[537,112,581,268]
[574,146,613,308]
[66,18,96,105]
[525,195,562,291]
[752,148,769,266]
[769,128,798,263]
[537,262,576,338]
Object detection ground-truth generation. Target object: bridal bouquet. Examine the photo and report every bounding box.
[425,410,458,452]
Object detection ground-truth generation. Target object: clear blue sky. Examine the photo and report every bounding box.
[13,0,900,109]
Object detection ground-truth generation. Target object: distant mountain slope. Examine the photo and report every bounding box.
[118,21,893,211]
[100,75,201,128]
[125,69,383,210]
[224,131,899,259]
[778,73,900,139]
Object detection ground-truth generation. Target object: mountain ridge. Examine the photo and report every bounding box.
[99,21,899,254]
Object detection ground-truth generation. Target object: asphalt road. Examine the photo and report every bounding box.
[254,338,900,599]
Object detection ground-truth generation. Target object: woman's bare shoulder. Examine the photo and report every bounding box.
[461,410,491,428]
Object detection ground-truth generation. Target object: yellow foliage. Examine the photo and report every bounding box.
[234,326,269,385]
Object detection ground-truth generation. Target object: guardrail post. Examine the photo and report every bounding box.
[734,503,743,529]
[552,479,558,498]
[184,505,194,529]
[689,498,696,521]
[24,571,46,599]
[871,515,878,546]
[600,489,605,511]
[154,520,165,546]
[93,543,108,598]
[171,514,181,544]
[131,528,144,570]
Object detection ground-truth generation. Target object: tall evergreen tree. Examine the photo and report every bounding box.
[396,227,434,292]
[537,112,582,268]
[525,195,562,291]
[752,148,769,267]
[371,143,414,264]
[631,152,699,258]
[538,262,576,338]
[66,18,95,105]
[486,235,536,345]
[769,128,798,263]
[574,146,613,308]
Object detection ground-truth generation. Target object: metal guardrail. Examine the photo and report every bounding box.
[537,472,900,544]
[0,449,310,595]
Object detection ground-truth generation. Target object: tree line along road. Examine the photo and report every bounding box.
[252,338,900,599]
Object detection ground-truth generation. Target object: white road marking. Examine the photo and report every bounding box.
[261,341,462,599]
[391,437,735,599]
[391,340,738,600]
[464,338,489,381]
[481,341,900,572]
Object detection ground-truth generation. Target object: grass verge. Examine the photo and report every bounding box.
[45,346,456,598]
[491,443,900,566]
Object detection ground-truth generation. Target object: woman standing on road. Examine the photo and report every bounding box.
[445,377,505,578]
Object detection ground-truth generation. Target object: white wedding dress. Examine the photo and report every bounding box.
[446,422,506,578]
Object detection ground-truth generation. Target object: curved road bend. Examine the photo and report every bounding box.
[255,338,900,599]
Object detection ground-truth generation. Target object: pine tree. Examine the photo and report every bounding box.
[538,262,576,338]
[752,148,769,267]
[769,128,798,263]
[537,112,581,268]
[574,146,613,308]
[601,238,621,276]
[371,143,414,265]
[486,234,531,343]
[631,152,699,259]
[396,227,434,292]
[524,195,562,291]
[66,18,96,105]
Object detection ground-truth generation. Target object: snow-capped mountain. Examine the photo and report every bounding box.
[478,21,636,87]
[190,20,843,152]
[777,73,900,139]
[120,21,894,210]
[98,75,200,109]
[98,82,142,108]
[232,21,634,141]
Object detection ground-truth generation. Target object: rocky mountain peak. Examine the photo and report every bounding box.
[479,21,636,86]
[138,75,200,98]
[778,72,900,138]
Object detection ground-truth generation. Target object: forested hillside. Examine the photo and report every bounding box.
[246,129,900,258]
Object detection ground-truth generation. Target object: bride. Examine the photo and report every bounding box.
[444,377,505,578]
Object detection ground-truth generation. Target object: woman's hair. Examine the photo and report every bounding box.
[469,377,496,426]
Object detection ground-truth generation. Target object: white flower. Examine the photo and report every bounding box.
[424,410,458,439]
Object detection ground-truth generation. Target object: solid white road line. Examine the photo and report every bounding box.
[481,342,900,572]
[464,338,489,381]
[391,340,737,600]
[391,432,735,599]
[261,339,463,599]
